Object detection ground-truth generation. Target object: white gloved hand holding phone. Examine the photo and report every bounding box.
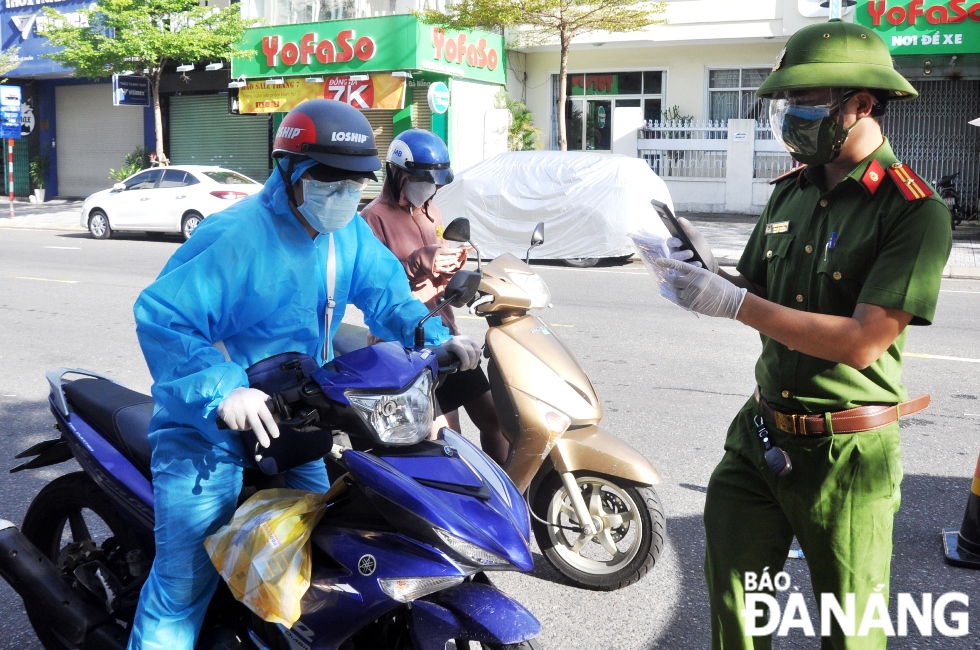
[442,335,481,371]
[217,387,280,448]
[656,258,746,320]
[666,217,719,274]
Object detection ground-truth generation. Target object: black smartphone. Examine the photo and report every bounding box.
[650,199,710,269]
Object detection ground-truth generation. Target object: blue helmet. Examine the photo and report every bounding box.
[385,129,454,186]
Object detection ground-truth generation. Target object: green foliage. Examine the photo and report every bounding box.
[0,46,21,76]
[417,0,667,46]
[108,145,150,183]
[495,89,538,150]
[662,105,693,122]
[38,0,256,81]
[29,151,50,189]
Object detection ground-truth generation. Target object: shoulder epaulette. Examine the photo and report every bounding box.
[886,162,934,201]
[769,165,806,186]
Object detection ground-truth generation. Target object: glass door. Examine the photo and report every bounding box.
[586,100,611,150]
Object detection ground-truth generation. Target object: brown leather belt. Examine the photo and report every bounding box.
[753,388,930,436]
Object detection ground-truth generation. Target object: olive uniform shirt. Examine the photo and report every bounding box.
[736,139,952,414]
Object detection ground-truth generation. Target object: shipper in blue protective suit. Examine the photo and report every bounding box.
[127,158,451,649]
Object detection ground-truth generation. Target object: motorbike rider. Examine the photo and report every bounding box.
[655,21,951,650]
[361,129,510,465]
[129,100,481,649]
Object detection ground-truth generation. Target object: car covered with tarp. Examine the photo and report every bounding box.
[433,151,673,266]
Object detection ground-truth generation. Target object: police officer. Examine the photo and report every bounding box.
[655,20,952,650]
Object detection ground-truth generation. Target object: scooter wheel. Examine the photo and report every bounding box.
[21,472,142,649]
[531,472,665,591]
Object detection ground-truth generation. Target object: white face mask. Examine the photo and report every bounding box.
[403,180,437,208]
[298,178,365,234]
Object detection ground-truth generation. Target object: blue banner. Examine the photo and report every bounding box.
[112,74,150,106]
[1,0,93,77]
[1,85,22,139]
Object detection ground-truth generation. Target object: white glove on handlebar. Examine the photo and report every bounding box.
[442,335,481,372]
[666,217,719,274]
[656,258,746,320]
[217,387,280,448]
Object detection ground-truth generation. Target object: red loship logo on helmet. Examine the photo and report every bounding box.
[274,112,317,152]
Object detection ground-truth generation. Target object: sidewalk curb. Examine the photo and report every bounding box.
[944,266,980,280]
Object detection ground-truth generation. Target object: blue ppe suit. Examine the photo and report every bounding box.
[127,160,451,650]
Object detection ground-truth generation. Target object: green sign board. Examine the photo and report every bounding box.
[856,1,980,55]
[231,14,505,85]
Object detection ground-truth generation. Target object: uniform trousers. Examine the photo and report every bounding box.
[704,398,903,650]
[126,430,331,650]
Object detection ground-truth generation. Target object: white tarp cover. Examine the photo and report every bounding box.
[433,151,674,260]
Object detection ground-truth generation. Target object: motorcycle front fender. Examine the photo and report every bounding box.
[550,425,662,486]
[410,582,540,650]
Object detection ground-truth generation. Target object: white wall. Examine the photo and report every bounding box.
[449,78,503,173]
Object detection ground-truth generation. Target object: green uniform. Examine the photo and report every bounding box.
[704,139,952,650]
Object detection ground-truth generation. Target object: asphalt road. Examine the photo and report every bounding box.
[1,227,979,649]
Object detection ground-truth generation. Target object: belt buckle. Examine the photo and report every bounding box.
[774,412,807,435]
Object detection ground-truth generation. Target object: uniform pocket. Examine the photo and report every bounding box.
[764,233,796,287]
[816,255,867,316]
[829,430,899,501]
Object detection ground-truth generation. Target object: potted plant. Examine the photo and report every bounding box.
[29,152,50,202]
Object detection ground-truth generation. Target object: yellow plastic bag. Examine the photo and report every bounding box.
[204,488,329,627]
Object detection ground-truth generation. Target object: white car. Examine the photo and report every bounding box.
[80,165,263,241]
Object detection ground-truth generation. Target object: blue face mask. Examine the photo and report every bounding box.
[297,178,366,234]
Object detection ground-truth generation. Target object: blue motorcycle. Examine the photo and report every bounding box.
[0,274,542,650]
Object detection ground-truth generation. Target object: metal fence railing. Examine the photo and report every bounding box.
[638,120,729,179]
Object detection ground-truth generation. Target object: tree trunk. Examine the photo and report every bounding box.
[557,30,570,152]
[151,71,168,164]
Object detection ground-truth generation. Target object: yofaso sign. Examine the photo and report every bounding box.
[857,1,980,54]
[233,15,505,85]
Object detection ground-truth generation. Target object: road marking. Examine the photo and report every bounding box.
[966,413,980,418]
[43,246,81,250]
[12,276,79,284]
[2,395,15,397]
[940,289,980,294]
[905,352,980,363]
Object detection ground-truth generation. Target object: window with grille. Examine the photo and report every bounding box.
[707,68,771,122]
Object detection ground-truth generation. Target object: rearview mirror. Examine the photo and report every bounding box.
[112,182,126,192]
[531,222,544,247]
[526,221,545,264]
[442,270,482,308]
[443,218,470,243]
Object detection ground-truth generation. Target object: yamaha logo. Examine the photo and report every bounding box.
[277,126,303,139]
[358,554,376,576]
[331,131,369,143]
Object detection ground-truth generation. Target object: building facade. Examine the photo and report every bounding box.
[508,0,980,214]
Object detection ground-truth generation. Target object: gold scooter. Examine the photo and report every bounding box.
[441,218,665,591]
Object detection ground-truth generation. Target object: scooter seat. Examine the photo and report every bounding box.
[62,378,154,478]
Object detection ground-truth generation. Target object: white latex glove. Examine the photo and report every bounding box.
[442,335,481,371]
[217,387,280,448]
[666,217,719,274]
[656,258,747,320]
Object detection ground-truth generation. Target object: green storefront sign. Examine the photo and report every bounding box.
[231,14,506,85]
[856,0,980,54]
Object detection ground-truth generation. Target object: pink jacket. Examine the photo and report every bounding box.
[361,193,464,335]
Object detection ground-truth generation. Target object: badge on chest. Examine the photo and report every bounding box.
[765,221,791,235]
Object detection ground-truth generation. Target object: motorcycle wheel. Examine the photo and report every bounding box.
[453,641,543,650]
[21,472,141,649]
[531,472,665,591]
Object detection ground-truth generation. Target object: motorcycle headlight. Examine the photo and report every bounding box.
[434,527,511,567]
[346,370,433,445]
[506,271,551,309]
[379,576,464,603]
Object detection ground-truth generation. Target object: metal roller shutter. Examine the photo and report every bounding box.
[412,88,432,130]
[169,95,270,182]
[56,83,144,197]
[363,110,395,200]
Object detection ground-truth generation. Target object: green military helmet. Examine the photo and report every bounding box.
[757,19,917,100]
